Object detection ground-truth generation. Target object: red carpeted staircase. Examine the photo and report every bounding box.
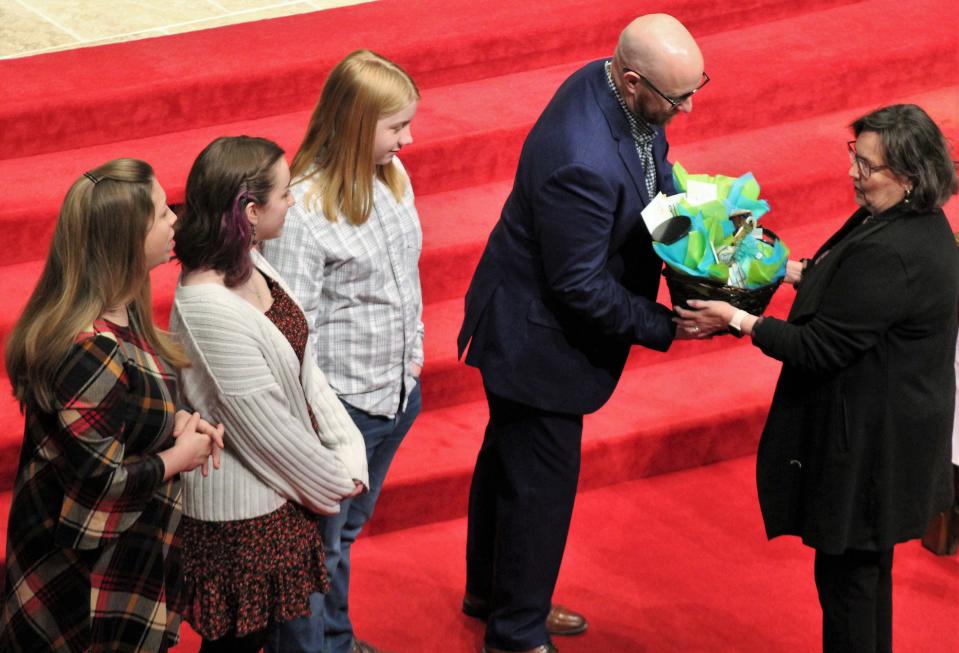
[1,0,957,650]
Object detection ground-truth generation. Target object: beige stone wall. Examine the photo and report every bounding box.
[0,0,373,59]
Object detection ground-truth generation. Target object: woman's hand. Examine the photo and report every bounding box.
[673,301,735,338]
[785,259,805,285]
[174,410,225,472]
[675,300,761,337]
[345,479,366,498]
[160,411,225,480]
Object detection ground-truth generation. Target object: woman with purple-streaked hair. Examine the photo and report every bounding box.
[168,135,369,653]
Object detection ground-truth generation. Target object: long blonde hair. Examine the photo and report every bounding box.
[291,50,419,225]
[5,158,188,412]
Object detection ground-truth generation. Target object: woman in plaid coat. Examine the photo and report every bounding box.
[1,159,223,653]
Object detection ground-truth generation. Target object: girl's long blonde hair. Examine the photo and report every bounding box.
[5,158,188,412]
[291,50,419,225]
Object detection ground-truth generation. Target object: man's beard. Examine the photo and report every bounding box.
[633,101,674,127]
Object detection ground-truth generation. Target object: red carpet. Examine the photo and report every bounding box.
[1,0,958,650]
[185,456,959,652]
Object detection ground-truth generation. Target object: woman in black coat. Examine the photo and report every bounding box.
[677,104,958,653]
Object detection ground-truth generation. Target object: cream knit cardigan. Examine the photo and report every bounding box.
[170,251,369,521]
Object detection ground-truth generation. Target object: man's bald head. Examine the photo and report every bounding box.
[616,14,703,90]
[613,14,705,124]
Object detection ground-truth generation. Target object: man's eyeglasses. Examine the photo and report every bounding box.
[847,141,891,179]
[623,68,710,110]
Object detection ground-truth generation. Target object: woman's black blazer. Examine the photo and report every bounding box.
[752,201,958,554]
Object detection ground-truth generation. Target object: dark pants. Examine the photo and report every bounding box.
[466,387,583,651]
[814,547,894,653]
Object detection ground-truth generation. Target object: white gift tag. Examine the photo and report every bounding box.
[685,179,718,205]
[641,192,685,237]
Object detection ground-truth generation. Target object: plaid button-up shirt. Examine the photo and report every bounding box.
[262,160,424,418]
[605,60,659,198]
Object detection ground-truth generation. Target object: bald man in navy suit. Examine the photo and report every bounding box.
[456,14,715,653]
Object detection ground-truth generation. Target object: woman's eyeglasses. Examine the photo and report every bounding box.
[847,141,891,179]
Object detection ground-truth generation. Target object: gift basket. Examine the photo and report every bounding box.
[648,163,789,313]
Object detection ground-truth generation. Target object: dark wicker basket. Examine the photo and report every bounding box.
[662,227,783,314]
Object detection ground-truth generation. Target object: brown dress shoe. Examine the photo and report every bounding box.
[545,604,587,636]
[483,645,558,653]
[464,593,588,637]
[352,640,394,653]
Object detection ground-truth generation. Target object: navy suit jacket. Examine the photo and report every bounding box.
[457,59,677,415]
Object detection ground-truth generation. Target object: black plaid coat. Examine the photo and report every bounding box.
[1,319,183,653]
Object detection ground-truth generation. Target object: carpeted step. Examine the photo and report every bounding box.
[0,340,779,547]
[2,0,957,266]
[4,187,955,490]
[0,83,954,345]
[366,343,783,535]
[0,88,955,484]
[0,336,781,531]
[4,83,953,339]
[0,0,864,160]
[1,76,953,337]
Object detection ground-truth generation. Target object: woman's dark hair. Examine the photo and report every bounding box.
[852,104,958,211]
[175,136,285,286]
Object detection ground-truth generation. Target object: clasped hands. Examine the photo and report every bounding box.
[673,300,737,339]
[173,410,226,477]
